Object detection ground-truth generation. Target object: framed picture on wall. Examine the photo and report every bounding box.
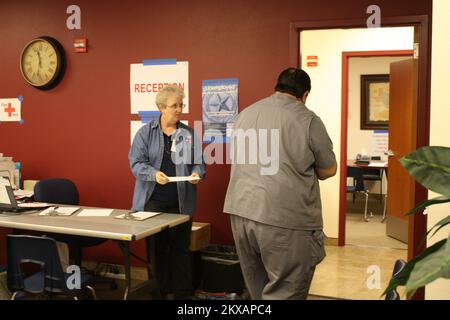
[360,74,390,130]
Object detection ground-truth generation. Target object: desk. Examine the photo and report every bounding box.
[0,207,189,299]
[347,160,388,221]
[347,160,388,170]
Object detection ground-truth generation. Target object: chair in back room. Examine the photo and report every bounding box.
[346,166,373,222]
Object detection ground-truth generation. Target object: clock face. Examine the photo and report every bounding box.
[20,37,64,89]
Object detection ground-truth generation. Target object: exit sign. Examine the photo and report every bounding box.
[307,55,318,67]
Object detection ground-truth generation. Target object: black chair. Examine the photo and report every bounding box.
[346,166,373,222]
[7,235,96,300]
[362,156,384,203]
[385,259,407,300]
[33,178,107,267]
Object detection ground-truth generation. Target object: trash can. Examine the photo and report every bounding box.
[199,245,245,293]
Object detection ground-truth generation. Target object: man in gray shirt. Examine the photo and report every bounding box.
[223,68,337,300]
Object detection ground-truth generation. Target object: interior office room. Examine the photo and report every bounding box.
[0,0,449,301]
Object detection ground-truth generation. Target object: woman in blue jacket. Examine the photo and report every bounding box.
[129,85,206,299]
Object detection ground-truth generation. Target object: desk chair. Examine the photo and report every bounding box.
[347,166,373,222]
[7,235,96,300]
[34,179,117,290]
[362,156,384,203]
[33,178,107,267]
[385,259,407,300]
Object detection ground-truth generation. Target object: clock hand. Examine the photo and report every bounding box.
[37,51,42,68]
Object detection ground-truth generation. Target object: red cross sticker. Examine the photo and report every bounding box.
[4,103,15,117]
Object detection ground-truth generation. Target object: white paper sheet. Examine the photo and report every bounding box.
[77,209,113,217]
[14,189,34,198]
[18,202,51,208]
[167,176,200,182]
[115,211,161,221]
[368,162,387,167]
[39,206,80,216]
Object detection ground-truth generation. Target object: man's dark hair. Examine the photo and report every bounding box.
[274,68,311,98]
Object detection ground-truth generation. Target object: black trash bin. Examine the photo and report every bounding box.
[199,245,245,294]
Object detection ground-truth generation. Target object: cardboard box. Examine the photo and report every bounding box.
[190,222,211,251]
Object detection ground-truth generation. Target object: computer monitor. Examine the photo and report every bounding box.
[0,176,21,211]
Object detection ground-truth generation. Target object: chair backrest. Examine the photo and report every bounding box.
[7,235,66,294]
[34,178,79,205]
[385,259,407,300]
[347,166,366,191]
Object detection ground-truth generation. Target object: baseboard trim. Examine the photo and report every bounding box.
[325,237,338,246]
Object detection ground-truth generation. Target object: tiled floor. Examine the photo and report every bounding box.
[346,213,407,250]
[307,196,408,300]
[94,242,407,300]
[309,244,406,300]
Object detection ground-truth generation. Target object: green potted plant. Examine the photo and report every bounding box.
[384,146,450,298]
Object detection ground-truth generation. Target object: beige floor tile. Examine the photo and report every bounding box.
[310,245,407,300]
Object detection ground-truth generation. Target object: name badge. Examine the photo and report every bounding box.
[171,140,177,153]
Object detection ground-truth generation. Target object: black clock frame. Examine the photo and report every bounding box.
[20,36,66,90]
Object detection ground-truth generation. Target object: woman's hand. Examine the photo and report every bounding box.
[189,172,201,185]
[155,171,169,185]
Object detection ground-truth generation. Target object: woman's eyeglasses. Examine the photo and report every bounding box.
[166,103,185,110]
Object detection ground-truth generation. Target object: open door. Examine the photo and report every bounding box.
[386,58,418,243]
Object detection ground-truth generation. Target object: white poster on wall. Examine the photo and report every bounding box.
[130,60,189,114]
[202,78,239,143]
[0,98,22,122]
[369,131,389,158]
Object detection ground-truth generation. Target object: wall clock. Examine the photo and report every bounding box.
[20,36,66,90]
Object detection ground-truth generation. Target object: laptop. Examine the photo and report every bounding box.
[0,177,47,214]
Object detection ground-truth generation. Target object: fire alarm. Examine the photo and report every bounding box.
[74,38,88,53]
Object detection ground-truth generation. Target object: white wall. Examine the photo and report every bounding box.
[348,56,408,194]
[300,27,414,238]
[426,0,450,300]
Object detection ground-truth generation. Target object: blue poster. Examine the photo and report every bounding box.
[202,78,239,143]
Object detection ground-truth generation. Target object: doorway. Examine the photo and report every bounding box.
[343,51,412,250]
[292,16,430,299]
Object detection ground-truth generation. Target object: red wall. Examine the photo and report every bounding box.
[0,0,431,265]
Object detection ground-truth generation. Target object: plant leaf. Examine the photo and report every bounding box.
[429,215,450,238]
[406,195,450,215]
[382,239,447,296]
[400,146,450,196]
[405,235,450,296]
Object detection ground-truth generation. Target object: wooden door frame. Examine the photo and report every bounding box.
[340,50,414,246]
[290,16,430,299]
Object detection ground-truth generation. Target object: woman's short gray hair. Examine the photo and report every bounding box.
[155,85,185,109]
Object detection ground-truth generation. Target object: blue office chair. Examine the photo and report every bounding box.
[34,178,107,266]
[7,235,96,300]
[346,166,373,222]
[385,259,407,300]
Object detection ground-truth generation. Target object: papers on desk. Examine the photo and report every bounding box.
[167,176,200,182]
[18,202,51,208]
[115,211,161,221]
[369,161,387,167]
[77,209,113,217]
[13,189,34,199]
[39,206,80,216]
